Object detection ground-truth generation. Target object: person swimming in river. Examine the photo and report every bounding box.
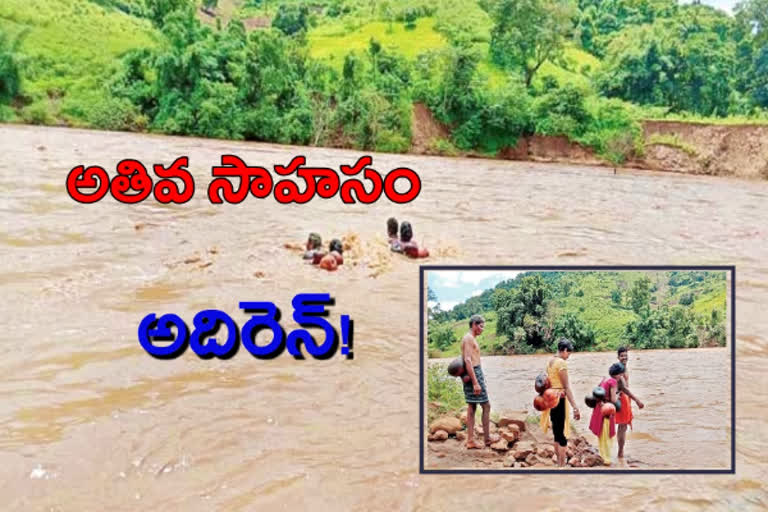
[303,233,323,260]
[387,217,402,253]
[398,221,429,259]
[313,238,344,271]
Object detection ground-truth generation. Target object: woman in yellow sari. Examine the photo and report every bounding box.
[540,338,581,467]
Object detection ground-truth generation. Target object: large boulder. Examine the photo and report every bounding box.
[429,416,462,434]
[497,411,527,432]
[525,453,538,466]
[455,431,467,441]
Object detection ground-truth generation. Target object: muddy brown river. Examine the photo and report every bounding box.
[0,124,766,510]
[428,348,731,470]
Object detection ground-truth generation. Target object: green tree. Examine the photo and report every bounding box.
[629,276,652,316]
[611,288,622,305]
[0,30,23,105]
[663,306,697,348]
[596,8,741,115]
[552,312,596,351]
[735,0,768,47]
[495,274,550,350]
[490,0,578,87]
[272,4,309,35]
[145,0,193,27]
[428,323,457,351]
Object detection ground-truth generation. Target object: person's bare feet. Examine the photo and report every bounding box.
[484,434,500,446]
[466,439,483,450]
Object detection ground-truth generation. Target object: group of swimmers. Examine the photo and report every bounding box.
[387,217,429,258]
[303,233,344,271]
[301,217,429,271]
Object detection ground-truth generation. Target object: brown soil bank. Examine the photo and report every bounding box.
[635,121,768,179]
[410,104,768,180]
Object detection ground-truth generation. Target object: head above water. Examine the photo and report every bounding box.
[609,362,625,377]
[400,221,413,242]
[329,238,343,254]
[307,232,322,250]
[387,217,398,237]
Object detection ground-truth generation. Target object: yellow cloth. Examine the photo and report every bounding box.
[539,358,570,439]
[598,417,611,464]
[548,358,567,389]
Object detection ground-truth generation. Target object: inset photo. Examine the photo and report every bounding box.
[420,267,734,473]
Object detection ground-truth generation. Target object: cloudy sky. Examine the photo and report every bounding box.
[427,271,522,312]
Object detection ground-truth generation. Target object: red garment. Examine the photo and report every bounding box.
[589,377,617,438]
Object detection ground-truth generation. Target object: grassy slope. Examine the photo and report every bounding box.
[3,0,764,128]
[308,17,446,66]
[0,0,157,123]
[307,16,598,90]
[428,272,727,355]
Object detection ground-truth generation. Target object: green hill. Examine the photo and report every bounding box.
[427,271,727,357]
[2,0,766,157]
[0,0,156,125]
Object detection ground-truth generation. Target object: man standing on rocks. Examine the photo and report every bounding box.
[462,314,499,449]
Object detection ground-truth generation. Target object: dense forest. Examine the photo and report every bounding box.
[1,1,767,162]
[427,271,728,356]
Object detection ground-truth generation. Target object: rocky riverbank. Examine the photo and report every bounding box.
[426,409,644,470]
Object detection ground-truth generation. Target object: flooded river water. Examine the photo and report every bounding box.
[429,348,731,470]
[0,124,766,510]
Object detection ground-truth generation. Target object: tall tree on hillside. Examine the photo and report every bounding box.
[597,7,741,115]
[427,286,444,321]
[0,30,23,105]
[628,276,652,316]
[145,0,193,27]
[736,1,768,108]
[489,0,579,87]
[736,0,768,46]
[495,274,551,351]
[552,312,596,351]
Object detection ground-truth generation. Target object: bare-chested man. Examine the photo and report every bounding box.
[616,346,644,459]
[461,314,499,449]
